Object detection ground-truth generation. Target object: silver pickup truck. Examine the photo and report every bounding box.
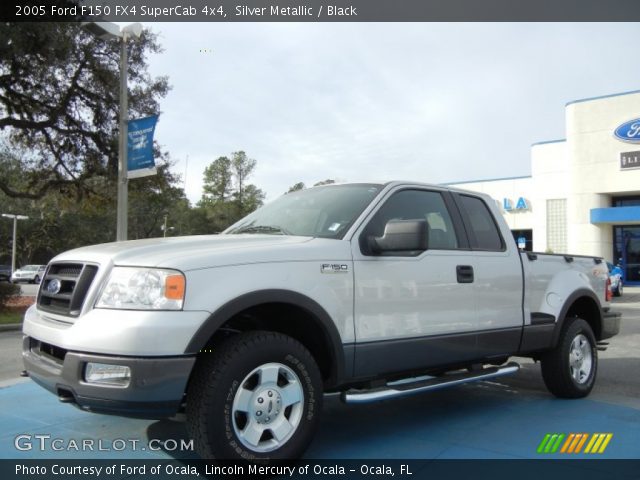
[22,181,621,460]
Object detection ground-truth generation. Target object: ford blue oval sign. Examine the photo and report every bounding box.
[614,118,640,143]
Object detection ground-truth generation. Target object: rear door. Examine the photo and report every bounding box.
[453,193,524,357]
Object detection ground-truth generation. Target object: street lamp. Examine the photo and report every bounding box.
[162,214,175,238]
[1,213,29,276]
[83,22,143,242]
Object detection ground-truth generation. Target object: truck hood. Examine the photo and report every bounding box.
[51,234,351,271]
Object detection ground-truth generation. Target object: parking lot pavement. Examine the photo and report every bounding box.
[0,379,638,460]
[18,284,39,297]
[0,289,638,461]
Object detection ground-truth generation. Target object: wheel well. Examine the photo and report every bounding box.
[564,296,602,339]
[200,302,336,385]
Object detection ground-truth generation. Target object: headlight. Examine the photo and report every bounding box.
[95,267,185,310]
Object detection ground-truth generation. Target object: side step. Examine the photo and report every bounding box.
[341,362,520,404]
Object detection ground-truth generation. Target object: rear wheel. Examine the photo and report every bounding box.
[540,317,597,398]
[186,331,322,461]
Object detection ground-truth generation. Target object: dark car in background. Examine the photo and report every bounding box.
[0,265,11,282]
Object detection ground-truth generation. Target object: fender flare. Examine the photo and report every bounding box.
[552,288,603,345]
[184,289,346,385]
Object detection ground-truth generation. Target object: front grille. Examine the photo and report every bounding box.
[37,262,99,317]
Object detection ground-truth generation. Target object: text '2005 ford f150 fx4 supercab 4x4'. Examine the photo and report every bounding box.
[22,181,621,461]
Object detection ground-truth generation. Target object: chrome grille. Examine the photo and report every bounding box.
[37,262,99,317]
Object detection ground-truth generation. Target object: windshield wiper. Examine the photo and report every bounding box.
[232,225,292,235]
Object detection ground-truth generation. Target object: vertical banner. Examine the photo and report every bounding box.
[127,115,159,179]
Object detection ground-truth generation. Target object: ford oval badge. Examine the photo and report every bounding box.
[46,278,61,295]
[614,118,640,143]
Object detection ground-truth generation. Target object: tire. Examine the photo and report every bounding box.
[540,317,597,398]
[186,331,323,461]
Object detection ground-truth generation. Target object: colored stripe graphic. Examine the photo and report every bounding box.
[560,433,575,453]
[574,433,588,453]
[598,433,613,453]
[585,433,614,454]
[537,434,551,453]
[539,433,613,454]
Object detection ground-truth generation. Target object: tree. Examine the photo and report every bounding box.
[230,151,264,216]
[314,179,336,186]
[0,22,169,200]
[199,151,265,231]
[287,182,305,193]
[286,179,336,193]
[201,157,232,203]
[0,146,189,265]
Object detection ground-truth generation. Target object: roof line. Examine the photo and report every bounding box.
[442,175,532,186]
[566,89,640,107]
[531,138,566,147]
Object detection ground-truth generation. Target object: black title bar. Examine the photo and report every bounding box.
[3,0,640,22]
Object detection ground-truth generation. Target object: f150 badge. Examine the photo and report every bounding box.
[321,263,349,274]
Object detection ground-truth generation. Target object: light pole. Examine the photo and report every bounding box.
[1,213,29,275]
[83,22,143,241]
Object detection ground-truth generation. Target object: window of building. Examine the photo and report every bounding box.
[612,196,640,207]
[546,199,567,253]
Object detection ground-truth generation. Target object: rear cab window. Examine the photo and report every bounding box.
[457,195,505,251]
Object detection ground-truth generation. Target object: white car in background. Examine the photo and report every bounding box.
[11,265,46,284]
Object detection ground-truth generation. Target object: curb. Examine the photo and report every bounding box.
[0,323,22,332]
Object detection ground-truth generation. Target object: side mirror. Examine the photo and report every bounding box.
[369,219,428,254]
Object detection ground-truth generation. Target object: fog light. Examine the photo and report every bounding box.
[84,363,131,387]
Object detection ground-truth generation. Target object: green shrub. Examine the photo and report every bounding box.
[0,282,21,310]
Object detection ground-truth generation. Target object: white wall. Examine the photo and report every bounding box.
[566,91,640,259]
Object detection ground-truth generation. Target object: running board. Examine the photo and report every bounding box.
[341,362,520,404]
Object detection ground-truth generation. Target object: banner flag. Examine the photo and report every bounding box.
[127,115,159,179]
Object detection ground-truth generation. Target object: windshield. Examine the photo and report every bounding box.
[225,184,382,239]
[22,265,39,271]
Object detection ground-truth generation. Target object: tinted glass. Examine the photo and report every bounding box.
[225,184,382,239]
[459,195,504,251]
[361,189,459,253]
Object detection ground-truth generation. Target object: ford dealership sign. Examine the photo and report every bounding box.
[614,118,640,143]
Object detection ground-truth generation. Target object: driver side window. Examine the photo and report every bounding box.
[360,189,459,255]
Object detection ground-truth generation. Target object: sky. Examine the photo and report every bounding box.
[139,22,640,204]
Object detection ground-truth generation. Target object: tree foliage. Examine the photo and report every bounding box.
[0,22,169,199]
[198,151,265,232]
[314,179,336,186]
[287,182,305,193]
[286,179,336,193]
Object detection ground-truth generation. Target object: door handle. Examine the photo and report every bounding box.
[456,265,474,283]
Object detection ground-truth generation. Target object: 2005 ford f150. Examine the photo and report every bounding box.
[22,181,621,460]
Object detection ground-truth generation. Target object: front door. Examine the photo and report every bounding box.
[351,187,479,377]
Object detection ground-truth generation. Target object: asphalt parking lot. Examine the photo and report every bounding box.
[0,288,638,461]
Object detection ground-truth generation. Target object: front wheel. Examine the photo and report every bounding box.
[540,317,597,398]
[186,331,323,461]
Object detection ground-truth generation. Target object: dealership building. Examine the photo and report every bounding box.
[448,89,640,285]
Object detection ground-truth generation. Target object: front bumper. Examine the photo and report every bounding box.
[601,310,622,340]
[23,336,196,418]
